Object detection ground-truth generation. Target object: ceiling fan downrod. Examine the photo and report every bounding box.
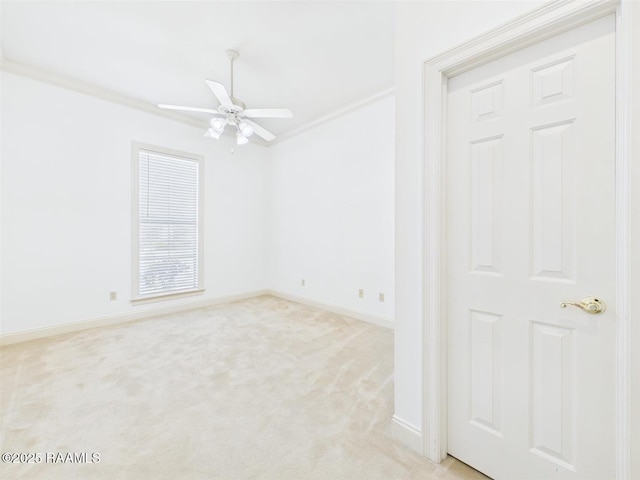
[226,49,239,99]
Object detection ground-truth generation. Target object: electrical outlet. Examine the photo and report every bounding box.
[379,293,385,302]
[109,291,117,301]
[301,279,305,286]
[358,289,364,298]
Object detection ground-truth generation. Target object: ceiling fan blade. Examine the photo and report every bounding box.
[242,119,276,142]
[158,104,220,114]
[243,108,293,119]
[206,80,233,107]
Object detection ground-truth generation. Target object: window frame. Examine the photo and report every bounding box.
[131,142,204,304]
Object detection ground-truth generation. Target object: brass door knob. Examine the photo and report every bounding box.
[560,296,606,314]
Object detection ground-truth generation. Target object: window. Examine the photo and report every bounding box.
[132,143,203,302]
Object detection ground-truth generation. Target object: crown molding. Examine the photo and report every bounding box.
[0,58,207,130]
[271,87,395,145]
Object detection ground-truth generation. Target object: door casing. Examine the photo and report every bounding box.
[420,0,635,478]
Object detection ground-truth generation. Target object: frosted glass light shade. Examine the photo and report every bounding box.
[207,128,221,139]
[236,132,249,145]
[239,122,254,137]
[210,117,226,132]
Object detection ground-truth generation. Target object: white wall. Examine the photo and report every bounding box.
[0,71,394,337]
[1,72,268,335]
[267,95,395,322]
[0,15,3,331]
[393,0,545,444]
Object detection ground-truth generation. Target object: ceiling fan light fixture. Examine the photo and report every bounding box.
[236,131,249,145]
[239,122,254,138]
[207,128,222,140]
[210,117,226,132]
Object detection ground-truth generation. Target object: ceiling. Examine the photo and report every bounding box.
[1,1,395,143]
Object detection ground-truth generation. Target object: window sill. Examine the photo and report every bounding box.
[130,289,205,305]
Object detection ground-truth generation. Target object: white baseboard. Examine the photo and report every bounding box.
[265,289,394,329]
[0,289,269,346]
[391,415,424,455]
[0,289,393,346]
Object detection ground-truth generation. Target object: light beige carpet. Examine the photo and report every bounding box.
[0,295,487,480]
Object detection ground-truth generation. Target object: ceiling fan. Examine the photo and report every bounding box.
[158,49,292,145]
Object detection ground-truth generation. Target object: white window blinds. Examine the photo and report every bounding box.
[137,149,200,297]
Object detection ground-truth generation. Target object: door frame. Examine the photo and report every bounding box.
[421,0,636,478]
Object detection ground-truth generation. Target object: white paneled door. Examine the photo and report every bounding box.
[446,16,615,480]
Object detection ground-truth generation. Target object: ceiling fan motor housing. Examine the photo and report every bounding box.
[218,97,246,114]
[219,97,246,126]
